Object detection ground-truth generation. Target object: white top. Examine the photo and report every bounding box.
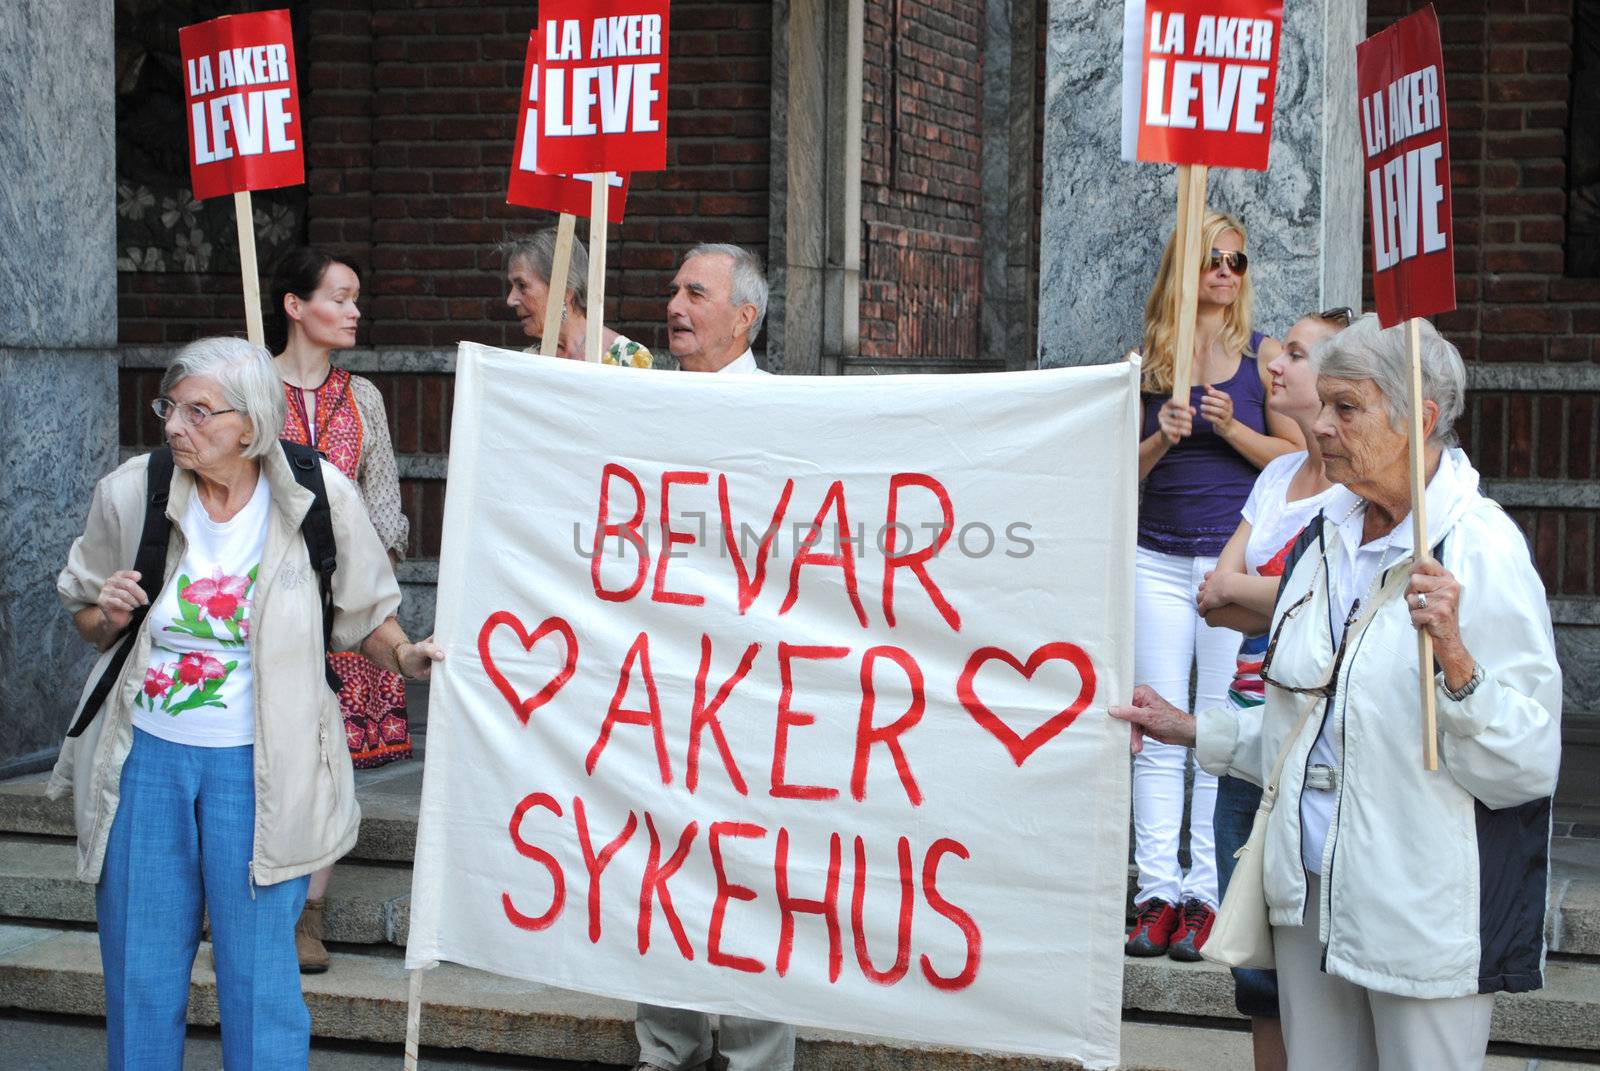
[136,473,270,747]
[718,349,766,375]
[1240,451,1352,575]
[1300,454,1463,872]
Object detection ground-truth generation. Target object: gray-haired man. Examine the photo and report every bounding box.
[634,244,790,1071]
[662,243,769,375]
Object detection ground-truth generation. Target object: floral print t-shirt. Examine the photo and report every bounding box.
[136,472,271,747]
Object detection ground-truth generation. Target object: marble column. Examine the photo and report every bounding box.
[981,0,1040,371]
[1038,0,1366,367]
[767,0,863,375]
[0,0,120,772]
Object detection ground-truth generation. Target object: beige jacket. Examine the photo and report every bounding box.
[51,446,401,886]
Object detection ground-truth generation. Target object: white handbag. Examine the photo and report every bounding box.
[1201,700,1320,970]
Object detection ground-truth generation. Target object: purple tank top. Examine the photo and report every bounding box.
[1138,333,1270,557]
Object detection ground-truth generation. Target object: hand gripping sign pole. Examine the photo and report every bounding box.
[535,0,672,362]
[179,10,305,349]
[1125,0,1284,402]
[1358,5,1456,770]
[508,46,633,359]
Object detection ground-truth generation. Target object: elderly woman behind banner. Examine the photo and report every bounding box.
[501,227,654,367]
[1112,314,1561,1071]
[53,337,442,1068]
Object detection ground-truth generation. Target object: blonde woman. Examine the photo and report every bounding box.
[1125,210,1302,962]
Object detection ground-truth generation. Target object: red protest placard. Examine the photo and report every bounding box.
[1357,5,1455,328]
[509,41,630,222]
[534,0,671,175]
[179,10,304,201]
[1135,0,1283,171]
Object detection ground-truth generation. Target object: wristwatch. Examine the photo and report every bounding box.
[1437,662,1484,702]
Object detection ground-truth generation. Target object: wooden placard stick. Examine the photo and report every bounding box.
[403,964,426,1069]
[585,175,609,364]
[1169,164,1209,402]
[233,191,265,348]
[1406,316,1439,771]
[540,212,577,357]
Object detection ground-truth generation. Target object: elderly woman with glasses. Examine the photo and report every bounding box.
[52,337,442,1068]
[1113,313,1561,1070]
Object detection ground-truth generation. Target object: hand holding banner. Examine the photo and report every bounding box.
[179,9,305,348]
[1358,5,1456,771]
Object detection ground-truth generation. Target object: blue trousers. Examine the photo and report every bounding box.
[1214,772,1280,1018]
[97,728,311,1069]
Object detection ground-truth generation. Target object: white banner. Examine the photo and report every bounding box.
[408,344,1138,1067]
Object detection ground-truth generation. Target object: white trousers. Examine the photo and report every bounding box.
[635,1003,795,1071]
[1276,875,1495,1071]
[1132,546,1236,908]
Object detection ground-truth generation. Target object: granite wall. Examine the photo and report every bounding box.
[1038,0,1366,366]
[0,0,121,772]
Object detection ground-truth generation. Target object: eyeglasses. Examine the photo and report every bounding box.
[1316,306,1355,327]
[152,397,240,427]
[1259,581,1357,699]
[1207,249,1249,275]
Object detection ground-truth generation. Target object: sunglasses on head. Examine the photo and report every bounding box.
[1207,249,1248,274]
[1316,306,1355,327]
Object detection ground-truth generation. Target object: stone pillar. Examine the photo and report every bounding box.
[1037,0,1366,367]
[767,0,863,375]
[0,0,120,772]
[981,0,1040,371]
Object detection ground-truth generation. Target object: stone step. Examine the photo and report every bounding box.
[0,837,412,946]
[0,767,425,864]
[0,926,1591,1068]
[11,765,1600,962]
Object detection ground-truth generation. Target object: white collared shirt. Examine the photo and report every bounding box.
[717,349,766,375]
[1301,448,1474,872]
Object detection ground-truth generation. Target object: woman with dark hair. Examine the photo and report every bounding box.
[269,246,411,972]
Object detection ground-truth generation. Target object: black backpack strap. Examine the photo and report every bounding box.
[68,450,176,738]
[281,440,342,694]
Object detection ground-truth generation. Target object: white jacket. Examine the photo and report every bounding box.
[51,447,401,886]
[1198,449,1562,999]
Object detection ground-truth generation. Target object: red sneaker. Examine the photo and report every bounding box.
[1125,897,1180,956]
[1167,898,1215,961]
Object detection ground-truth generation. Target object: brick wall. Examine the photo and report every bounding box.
[860,0,985,360]
[116,0,772,559]
[1367,0,1600,599]
[118,0,771,355]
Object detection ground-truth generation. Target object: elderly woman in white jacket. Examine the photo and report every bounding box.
[55,337,442,1069]
[1113,313,1561,1071]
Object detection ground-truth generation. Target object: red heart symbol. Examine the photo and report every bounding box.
[956,642,1097,767]
[477,610,579,725]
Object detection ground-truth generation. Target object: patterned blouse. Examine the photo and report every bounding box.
[524,334,655,369]
[281,368,409,558]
